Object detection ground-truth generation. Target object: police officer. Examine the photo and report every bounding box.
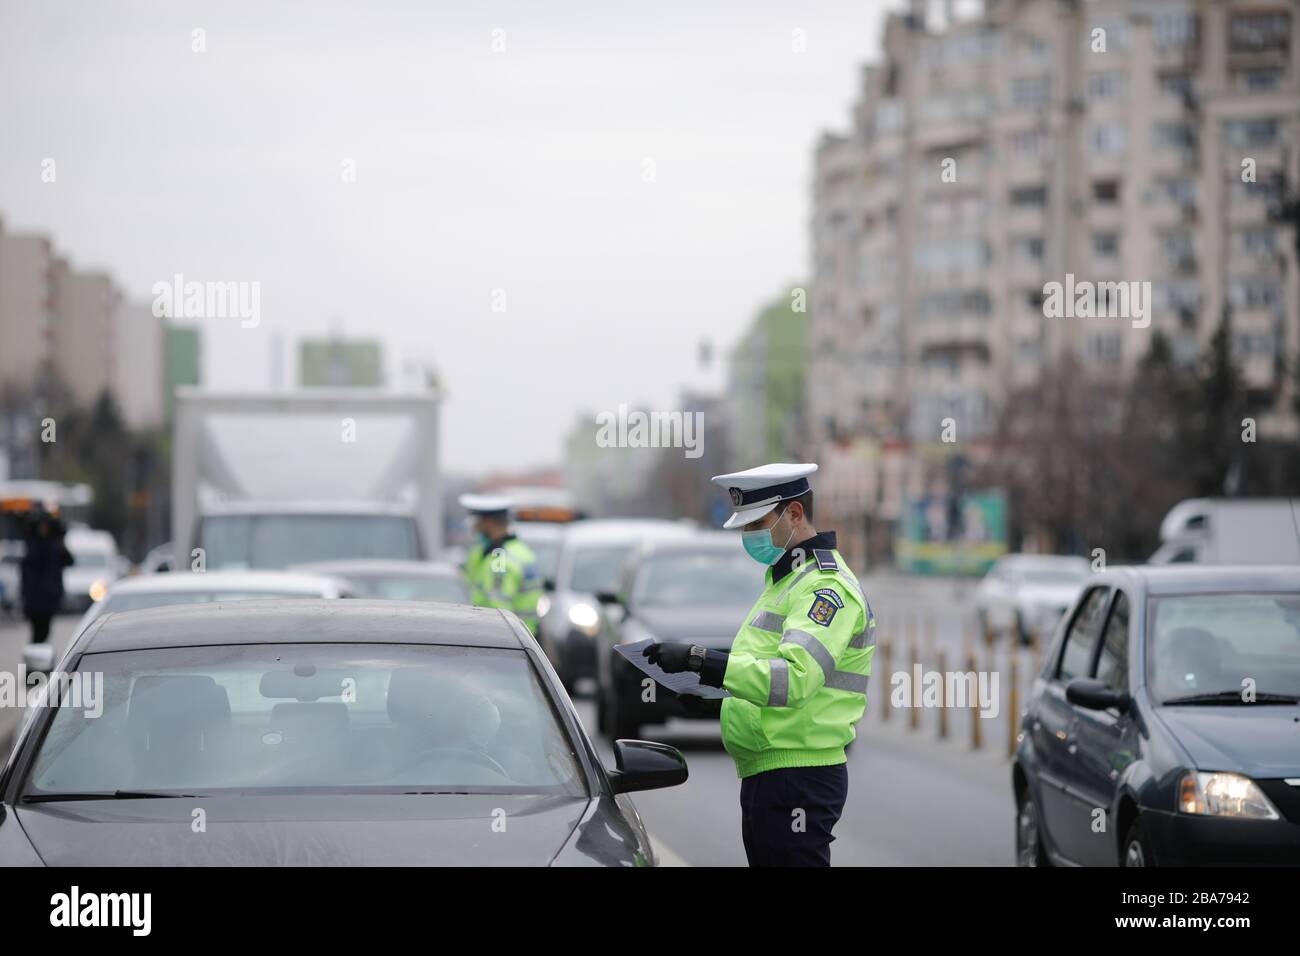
[458,494,542,636]
[644,463,874,866]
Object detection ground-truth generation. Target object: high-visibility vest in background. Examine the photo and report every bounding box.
[464,536,542,636]
[719,545,875,779]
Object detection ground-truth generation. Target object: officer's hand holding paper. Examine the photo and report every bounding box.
[613,639,730,699]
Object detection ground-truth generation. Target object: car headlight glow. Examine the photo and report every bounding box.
[88,579,108,602]
[1178,771,1280,820]
[535,594,551,619]
[568,602,600,635]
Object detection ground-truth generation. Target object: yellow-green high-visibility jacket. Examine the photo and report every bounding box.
[717,539,875,778]
[465,536,542,636]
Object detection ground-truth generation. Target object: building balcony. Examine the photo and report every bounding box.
[912,315,993,354]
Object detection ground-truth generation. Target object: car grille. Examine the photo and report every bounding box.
[1257,779,1300,824]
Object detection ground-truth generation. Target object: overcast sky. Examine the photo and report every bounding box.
[0,0,902,473]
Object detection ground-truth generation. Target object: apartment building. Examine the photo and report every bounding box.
[0,219,54,395]
[809,0,1299,565]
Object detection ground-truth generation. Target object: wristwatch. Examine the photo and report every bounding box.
[686,644,707,672]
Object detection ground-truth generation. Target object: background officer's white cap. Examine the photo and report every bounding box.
[458,493,512,517]
[710,463,818,530]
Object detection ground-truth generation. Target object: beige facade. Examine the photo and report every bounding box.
[0,220,54,394]
[810,0,1300,557]
[50,260,119,408]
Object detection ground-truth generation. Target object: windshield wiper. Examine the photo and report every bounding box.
[1163,691,1300,706]
[21,790,208,803]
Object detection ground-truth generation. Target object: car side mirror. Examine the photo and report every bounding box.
[1066,677,1128,713]
[22,643,56,676]
[608,739,688,794]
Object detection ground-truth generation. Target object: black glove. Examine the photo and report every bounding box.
[643,641,693,673]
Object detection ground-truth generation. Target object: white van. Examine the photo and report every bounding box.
[1150,498,1300,564]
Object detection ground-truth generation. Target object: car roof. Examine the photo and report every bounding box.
[199,499,416,516]
[561,519,696,545]
[636,531,742,556]
[82,599,524,653]
[1098,564,1300,595]
[104,570,348,594]
[288,560,458,577]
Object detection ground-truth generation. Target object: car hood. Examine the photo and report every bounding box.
[15,793,591,866]
[1157,706,1300,778]
[631,606,748,648]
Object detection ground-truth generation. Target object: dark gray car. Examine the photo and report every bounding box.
[0,600,687,866]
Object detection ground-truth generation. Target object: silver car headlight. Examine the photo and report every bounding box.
[568,601,600,636]
[1178,771,1280,820]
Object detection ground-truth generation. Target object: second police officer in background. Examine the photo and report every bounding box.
[458,494,543,637]
[644,463,875,866]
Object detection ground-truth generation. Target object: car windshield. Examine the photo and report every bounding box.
[518,540,560,583]
[567,545,634,594]
[200,515,420,569]
[22,643,587,799]
[633,550,763,608]
[344,574,467,603]
[102,590,321,614]
[1148,592,1300,703]
[72,550,111,568]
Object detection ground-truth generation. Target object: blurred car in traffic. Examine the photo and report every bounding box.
[71,570,352,639]
[537,519,694,694]
[595,533,763,740]
[1013,565,1300,867]
[975,554,1090,645]
[0,600,687,866]
[62,528,121,613]
[0,552,20,615]
[139,540,176,574]
[512,521,564,592]
[291,560,468,604]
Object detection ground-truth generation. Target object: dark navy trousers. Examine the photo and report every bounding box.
[739,763,848,867]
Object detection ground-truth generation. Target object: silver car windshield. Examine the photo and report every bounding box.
[23,643,587,799]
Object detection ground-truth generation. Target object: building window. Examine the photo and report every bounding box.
[1236,68,1282,92]
[1088,71,1127,100]
[1228,277,1281,311]
[1158,72,1194,98]
[1161,231,1195,270]
[1156,176,1197,205]
[1236,228,1277,258]
[1089,123,1127,157]
[1092,233,1119,258]
[1011,75,1052,111]
[1093,180,1121,203]
[1010,236,1045,262]
[1223,117,1280,147]
[1010,185,1048,207]
[1153,121,1197,149]
[1153,11,1199,52]
[1229,13,1291,54]
[1010,128,1049,159]
[1085,332,1123,364]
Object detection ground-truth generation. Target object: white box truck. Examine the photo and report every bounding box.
[172,389,441,570]
[1149,497,1300,565]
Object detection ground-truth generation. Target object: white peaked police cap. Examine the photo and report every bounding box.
[710,463,818,530]
[458,493,512,516]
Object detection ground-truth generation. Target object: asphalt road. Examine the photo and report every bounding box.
[575,696,1014,866]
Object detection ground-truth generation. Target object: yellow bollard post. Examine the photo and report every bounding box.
[937,649,948,740]
[908,636,920,731]
[967,650,981,751]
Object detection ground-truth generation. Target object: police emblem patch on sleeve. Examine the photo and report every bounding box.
[807,588,844,626]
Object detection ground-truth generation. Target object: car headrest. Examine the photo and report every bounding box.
[129,675,230,729]
[386,669,501,746]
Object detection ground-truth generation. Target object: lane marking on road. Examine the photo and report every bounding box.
[649,832,691,867]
